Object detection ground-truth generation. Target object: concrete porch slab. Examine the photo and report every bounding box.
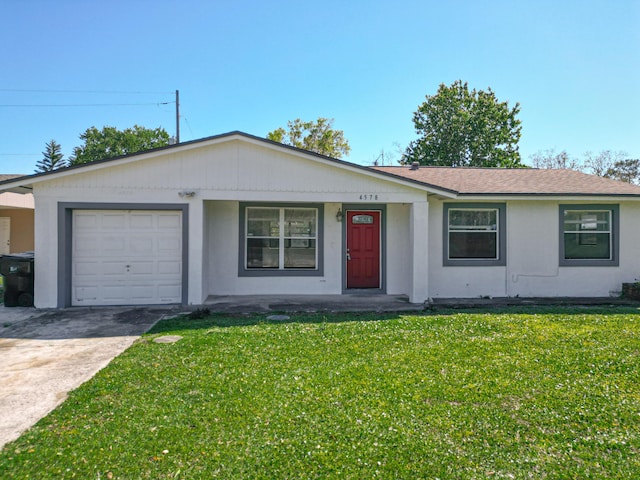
[203,294,426,313]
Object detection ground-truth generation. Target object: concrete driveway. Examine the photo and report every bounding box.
[0,306,174,449]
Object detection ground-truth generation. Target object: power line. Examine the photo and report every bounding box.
[0,88,174,95]
[0,153,40,156]
[0,102,174,108]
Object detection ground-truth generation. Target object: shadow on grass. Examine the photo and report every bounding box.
[148,304,640,335]
[148,311,403,334]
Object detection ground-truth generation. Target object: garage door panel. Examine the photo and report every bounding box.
[158,260,181,275]
[158,237,181,252]
[102,235,127,252]
[128,284,156,299]
[130,213,154,229]
[72,210,183,306]
[129,236,155,253]
[74,286,99,303]
[158,284,182,300]
[101,213,128,229]
[74,213,99,229]
[74,235,102,254]
[158,213,181,228]
[128,261,155,275]
[74,262,100,277]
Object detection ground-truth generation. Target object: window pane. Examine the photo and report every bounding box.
[563,211,610,232]
[284,239,316,268]
[284,209,316,237]
[246,238,279,268]
[564,233,610,259]
[352,215,374,224]
[247,208,279,237]
[449,232,497,259]
[449,210,497,230]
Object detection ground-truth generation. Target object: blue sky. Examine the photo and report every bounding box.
[1,0,638,174]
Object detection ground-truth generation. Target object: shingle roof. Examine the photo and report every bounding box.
[372,166,640,196]
[0,174,25,182]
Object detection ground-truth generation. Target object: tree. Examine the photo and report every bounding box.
[267,118,351,158]
[604,159,640,184]
[35,139,66,172]
[69,125,170,165]
[404,80,523,167]
[530,149,581,170]
[583,150,627,177]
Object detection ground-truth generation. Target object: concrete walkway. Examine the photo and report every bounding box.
[0,306,172,449]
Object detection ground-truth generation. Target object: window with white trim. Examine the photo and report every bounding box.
[244,206,318,271]
[443,203,506,266]
[560,205,618,266]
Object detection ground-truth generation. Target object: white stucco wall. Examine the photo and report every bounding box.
[205,201,343,296]
[29,137,429,307]
[385,204,412,296]
[428,198,640,298]
[27,134,640,307]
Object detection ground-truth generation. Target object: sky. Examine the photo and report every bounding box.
[1,0,639,174]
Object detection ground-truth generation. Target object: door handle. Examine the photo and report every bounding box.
[346,248,351,261]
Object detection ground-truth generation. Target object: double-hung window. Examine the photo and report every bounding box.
[443,203,506,266]
[559,205,618,266]
[240,203,323,276]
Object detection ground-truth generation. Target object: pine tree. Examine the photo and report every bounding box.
[35,139,66,172]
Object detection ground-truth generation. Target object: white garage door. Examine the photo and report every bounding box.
[72,210,183,306]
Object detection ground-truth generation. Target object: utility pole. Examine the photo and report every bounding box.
[175,89,180,144]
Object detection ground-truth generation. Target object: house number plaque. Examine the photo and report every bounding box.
[358,194,379,200]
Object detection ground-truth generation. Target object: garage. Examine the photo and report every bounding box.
[72,210,183,306]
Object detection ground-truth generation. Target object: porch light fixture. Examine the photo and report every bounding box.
[336,208,343,222]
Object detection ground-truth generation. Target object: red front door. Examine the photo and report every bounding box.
[346,210,381,289]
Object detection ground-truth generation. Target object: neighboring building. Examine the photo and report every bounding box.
[0,132,639,308]
[0,174,35,255]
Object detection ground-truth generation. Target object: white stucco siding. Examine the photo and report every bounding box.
[619,202,640,284]
[385,204,411,296]
[205,200,343,296]
[35,141,421,203]
[33,190,59,308]
[428,199,507,298]
[429,199,640,299]
[27,138,430,307]
[507,201,640,297]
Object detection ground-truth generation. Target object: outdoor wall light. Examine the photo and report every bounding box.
[336,208,343,222]
[178,191,196,198]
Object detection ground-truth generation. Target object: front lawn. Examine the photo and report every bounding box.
[1,308,639,478]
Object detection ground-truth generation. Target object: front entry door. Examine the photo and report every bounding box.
[346,210,381,289]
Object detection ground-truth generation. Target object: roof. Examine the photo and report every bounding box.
[0,132,639,198]
[0,131,456,197]
[0,174,25,182]
[373,166,640,196]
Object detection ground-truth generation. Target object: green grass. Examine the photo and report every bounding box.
[2,307,640,479]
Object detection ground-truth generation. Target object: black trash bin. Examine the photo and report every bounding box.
[0,252,35,307]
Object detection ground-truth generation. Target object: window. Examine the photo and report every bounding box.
[443,203,506,266]
[559,205,618,266]
[239,203,324,276]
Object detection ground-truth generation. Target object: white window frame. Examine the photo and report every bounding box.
[443,203,506,267]
[239,203,324,277]
[559,205,619,266]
